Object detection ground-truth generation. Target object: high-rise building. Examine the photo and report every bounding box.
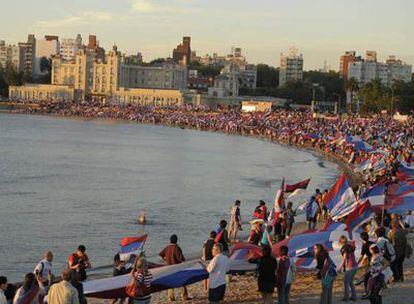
[339,51,360,79]
[365,50,377,62]
[348,53,412,86]
[0,40,21,70]
[86,34,105,62]
[18,34,36,78]
[35,35,60,75]
[279,48,303,87]
[172,36,191,64]
[60,34,82,61]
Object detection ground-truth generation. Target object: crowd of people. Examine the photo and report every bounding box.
[0,245,91,304]
[2,101,414,303]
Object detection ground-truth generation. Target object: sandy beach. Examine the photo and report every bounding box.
[88,261,414,304]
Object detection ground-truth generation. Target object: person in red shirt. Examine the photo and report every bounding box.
[67,245,91,282]
[159,235,191,301]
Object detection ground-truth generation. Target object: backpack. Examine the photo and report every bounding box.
[382,240,395,262]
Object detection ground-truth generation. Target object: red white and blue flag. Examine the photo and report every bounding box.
[323,174,356,219]
[345,200,373,233]
[360,184,386,208]
[119,235,147,261]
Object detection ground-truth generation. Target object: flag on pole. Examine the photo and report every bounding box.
[118,235,148,261]
[323,174,356,219]
[285,178,311,193]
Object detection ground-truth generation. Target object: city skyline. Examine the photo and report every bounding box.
[1,0,414,70]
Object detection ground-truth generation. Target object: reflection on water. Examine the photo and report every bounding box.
[0,114,338,280]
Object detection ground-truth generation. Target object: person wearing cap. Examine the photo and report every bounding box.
[68,245,91,282]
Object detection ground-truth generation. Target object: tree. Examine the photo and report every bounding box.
[256,64,279,87]
[358,79,391,113]
[39,56,51,73]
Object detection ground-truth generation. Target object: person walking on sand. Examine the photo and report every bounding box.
[206,244,229,304]
[314,244,337,304]
[12,273,39,304]
[306,196,319,230]
[284,202,296,238]
[337,235,358,301]
[229,200,242,241]
[257,245,277,304]
[215,220,230,256]
[127,257,153,304]
[159,235,191,301]
[33,251,53,300]
[276,245,296,304]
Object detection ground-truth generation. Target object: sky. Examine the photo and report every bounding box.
[1,0,413,70]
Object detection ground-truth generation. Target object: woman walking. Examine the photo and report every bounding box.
[338,235,358,301]
[127,256,153,304]
[314,244,337,304]
[257,245,277,304]
[13,273,39,304]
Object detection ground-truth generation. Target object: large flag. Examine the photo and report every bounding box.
[360,184,386,208]
[346,135,374,152]
[396,162,414,181]
[323,174,356,219]
[285,178,311,193]
[118,235,147,261]
[345,200,373,233]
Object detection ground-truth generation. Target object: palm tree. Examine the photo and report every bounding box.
[344,77,359,112]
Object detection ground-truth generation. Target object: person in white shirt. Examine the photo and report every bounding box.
[34,251,54,296]
[206,244,229,303]
[0,276,7,304]
[404,210,414,229]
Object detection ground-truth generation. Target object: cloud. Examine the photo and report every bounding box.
[131,0,194,14]
[131,0,156,12]
[34,11,115,29]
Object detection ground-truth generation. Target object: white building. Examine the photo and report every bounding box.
[0,40,21,70]
[348,54,412,86]
[35,36,60,75]
[279,48,303,87]
[208,64,239,98]
[59,34,82,61]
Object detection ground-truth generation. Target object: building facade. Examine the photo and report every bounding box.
[9,84,77,101]
[35,35,59,75]
[348,54,412,86]
[59,34,82,61]
[0,41,21,70]
[339,51,359,79]
[18,34,36,78]
[279,48,303,87]
[111,87,184,106]
[172,36,191,64]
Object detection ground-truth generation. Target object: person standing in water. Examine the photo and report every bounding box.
[229,200,242,241]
